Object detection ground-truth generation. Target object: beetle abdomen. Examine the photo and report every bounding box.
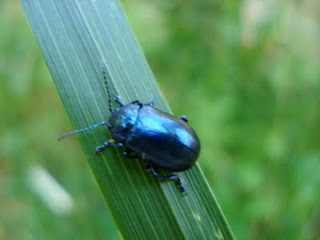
[126,106,200,171]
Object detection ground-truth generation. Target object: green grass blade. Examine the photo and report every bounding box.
[21,0,235,239]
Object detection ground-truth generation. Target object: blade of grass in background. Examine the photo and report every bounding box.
[21,0,234,239]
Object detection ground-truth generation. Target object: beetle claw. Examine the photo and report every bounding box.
[176,178,187,194]
[144,100,154,107]
[95,141,110,153]
[148,165,187,194]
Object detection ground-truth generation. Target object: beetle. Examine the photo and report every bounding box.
[59,68,200,193]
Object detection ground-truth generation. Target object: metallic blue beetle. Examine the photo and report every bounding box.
[59,69,200,193]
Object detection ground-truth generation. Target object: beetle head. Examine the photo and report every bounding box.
[108,104,140,142]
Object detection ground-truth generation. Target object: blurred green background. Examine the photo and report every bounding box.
[1,0,320,239]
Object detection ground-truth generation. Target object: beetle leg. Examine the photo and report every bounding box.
[179,115,188,123]
[114,95,125,107]
[123,149,138,158]
[130,100,154,108]
[144,100,154,107]
[96,139,123,153]
[130,100,143,107]
[143,163,152,172]
[149,165,186,194]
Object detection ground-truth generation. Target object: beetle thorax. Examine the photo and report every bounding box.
[108,104,140,142]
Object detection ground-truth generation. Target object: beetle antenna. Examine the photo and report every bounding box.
[102,67,113,113]
[58,121,110,141]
